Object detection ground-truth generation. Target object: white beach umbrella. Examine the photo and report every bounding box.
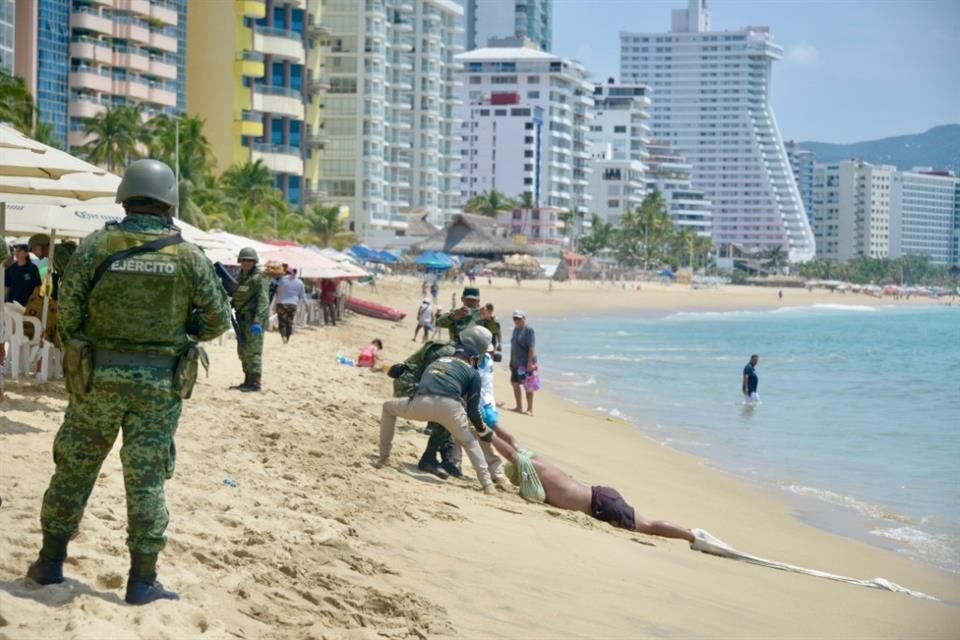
[0,123,107,179]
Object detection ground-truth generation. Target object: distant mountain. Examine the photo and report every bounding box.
[797,125,960,172]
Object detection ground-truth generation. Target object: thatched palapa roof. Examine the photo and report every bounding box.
[410,213,533,258]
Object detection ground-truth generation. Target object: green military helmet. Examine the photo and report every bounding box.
[116,159,179,208]
[28,233,50,250]
[52,241,78,273]
[237,247,259,263]
[458,325,492,357]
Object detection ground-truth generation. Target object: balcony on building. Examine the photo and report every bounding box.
[252,85,305,120]
[69,95,107,120]
[70,65,113,93]
[253,25,305,63]
[70,7,113,36]
[233,111,264,138]
[251,143,303,176]
[149,0,179,25]
[111,44,150,72]
[114,78,151,101]
[307,72,330,93]
[147,81,177,107]
[70,35,113,65]
[307,126,327,147]
[235,0,266,19]
[149,27,178,53]
[113,15,151,45]
[148,53,178,80]
[234,50,265,78]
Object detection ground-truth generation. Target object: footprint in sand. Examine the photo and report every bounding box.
[96,572,124,589]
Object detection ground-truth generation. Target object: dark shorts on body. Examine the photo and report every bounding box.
[590,486,636,530]
[510,366,527,384]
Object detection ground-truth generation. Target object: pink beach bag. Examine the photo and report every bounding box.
[521,366,541,392]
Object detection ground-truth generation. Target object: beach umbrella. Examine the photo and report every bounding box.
[415,251,455,271]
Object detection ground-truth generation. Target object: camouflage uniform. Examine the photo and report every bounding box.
[436,307,480,343]
[231,268,270,377]
[40,214,231,555]
[0,240,8,262]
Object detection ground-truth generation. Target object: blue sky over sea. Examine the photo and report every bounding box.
[552,0,960,142]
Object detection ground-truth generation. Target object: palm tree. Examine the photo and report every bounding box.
[32,122,61,149]
[761,246,788,274]
[80,104,145,173]
[220,160,278,207]
[637,190,672,266]
[147,114,216,228]
[579,213,613,256]
[0,71,36,134]
[519,191,535,209]
[463,190,516,217]
[307,204,346,247]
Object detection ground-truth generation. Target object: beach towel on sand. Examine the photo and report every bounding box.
[689,528,936,600]
[504,449,546,503]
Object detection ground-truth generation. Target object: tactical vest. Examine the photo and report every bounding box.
[83,228,192,354]
[232,270,265,322]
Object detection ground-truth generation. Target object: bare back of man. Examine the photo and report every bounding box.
[490,434,693,542]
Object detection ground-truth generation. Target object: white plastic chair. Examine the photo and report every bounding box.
[2,304,42,380]
[37,341,64,382]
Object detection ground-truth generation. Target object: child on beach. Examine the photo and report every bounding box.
[358,339,384,368]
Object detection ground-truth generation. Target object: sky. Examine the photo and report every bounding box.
[551,0,960,143]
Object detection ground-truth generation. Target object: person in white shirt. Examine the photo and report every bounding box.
[274,269,306,343]
[412,298,433,343]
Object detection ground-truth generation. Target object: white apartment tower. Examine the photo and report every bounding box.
[313,0,463,236]
[812,161,894,261]
[646,140,712,237]
[586,80,650,225]
[785,141,816,223]
[456,43,593,214]
[890,169,959,266]
[620,0,815,261]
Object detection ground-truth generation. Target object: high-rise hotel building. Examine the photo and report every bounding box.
[620,0,815,261]
[586,80,650,226]
[456,43,593,215]
[15,0,184,150]
[311,0,464,233]
[188,0,317,207]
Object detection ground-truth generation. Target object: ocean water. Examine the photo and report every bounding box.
[533,304,960,573]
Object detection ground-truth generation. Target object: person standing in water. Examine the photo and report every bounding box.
[742,354,759,404]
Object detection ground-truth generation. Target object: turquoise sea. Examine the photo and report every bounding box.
[532,304,960,573]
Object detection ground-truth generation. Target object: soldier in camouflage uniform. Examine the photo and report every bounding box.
[230,247,270,392]
[428,287,502,475]
[0,241,7,366]
[26,159,232,605]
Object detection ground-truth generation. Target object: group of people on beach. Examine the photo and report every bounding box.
[379,284,696,543]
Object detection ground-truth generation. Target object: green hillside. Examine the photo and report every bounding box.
[798,125,960,171]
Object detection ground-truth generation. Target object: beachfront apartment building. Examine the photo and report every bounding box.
[456,42,593,216]
[188,0,317,207]
[619,0,815,262]
[812,161,894,261]
[14,0,184,151]
[646,139,712,237]
[586,80,650,226]
[456,0,551,52]
[890,169,960,266]
[785,141,816,224]
[304,0,463,237]
[0,0,13,73]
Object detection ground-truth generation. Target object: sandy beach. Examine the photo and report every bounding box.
[1,277,957,639]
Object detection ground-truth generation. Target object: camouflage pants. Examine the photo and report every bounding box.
[276,304,297,338]
[40,366,182,554]
[237,321,264,375]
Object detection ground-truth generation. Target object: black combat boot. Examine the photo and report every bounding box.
[417,439,448,479]
[26,534,70,585]
[231,373,251,390]
[241,373,261,392]
[436,430,463,478]
[125,552,179,605]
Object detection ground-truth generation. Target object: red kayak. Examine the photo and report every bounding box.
[346,296,406,321]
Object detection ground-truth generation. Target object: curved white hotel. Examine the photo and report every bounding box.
[620,0,815,261]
